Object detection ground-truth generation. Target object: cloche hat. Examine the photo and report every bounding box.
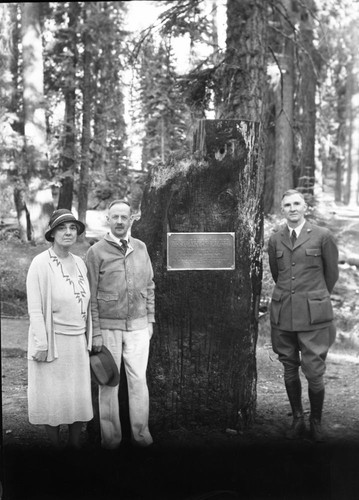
[90,346,120,387]
[45,209,85,242]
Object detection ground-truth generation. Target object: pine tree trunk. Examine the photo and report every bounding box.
[132,119,262,430]
[57,2,79,210]
[218,0,267,121]
[21,2,47,170]
[343,52,359,206]
[77,6,92,233]
[14,185,32,242]
[343,62,354,205]
[272,0,295,212]
[297,1,318,195]
[9,3,19,117]
[334,71,346,202]
[21,2,54,241]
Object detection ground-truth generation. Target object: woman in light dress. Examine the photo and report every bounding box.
[26,209,93,448]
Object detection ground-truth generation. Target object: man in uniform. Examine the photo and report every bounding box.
[268,189,339,441]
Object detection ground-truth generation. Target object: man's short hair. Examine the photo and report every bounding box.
[281,189,305,201]
[108,199,132,212]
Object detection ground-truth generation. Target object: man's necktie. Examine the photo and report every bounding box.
[120,239,128,255]
[290,230,297,247]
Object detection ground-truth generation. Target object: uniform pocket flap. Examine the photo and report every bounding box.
[307,289,329,300]
[272,288,282,301]
[306,248,321,257]
[307,292,333,324]
[276,250,284,258]
[97,291,119,301]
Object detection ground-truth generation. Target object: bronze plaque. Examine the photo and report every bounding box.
[167,232,235,271]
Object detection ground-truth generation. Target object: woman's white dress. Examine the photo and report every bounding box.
[28,251,93,426]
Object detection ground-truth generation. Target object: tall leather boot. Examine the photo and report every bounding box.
[309,388,325,442]
[285,379,306,439]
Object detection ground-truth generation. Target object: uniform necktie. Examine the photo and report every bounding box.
[120,239,128,255]
[290,230,297,247]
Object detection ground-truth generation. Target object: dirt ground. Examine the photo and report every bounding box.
[2,316,359,500]
[2,317,359,447]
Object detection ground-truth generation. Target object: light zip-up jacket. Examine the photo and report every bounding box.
[85,234,155,336]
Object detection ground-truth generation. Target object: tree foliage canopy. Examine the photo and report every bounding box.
[0,0,358,240]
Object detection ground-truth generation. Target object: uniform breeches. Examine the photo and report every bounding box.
[271,324,336,392]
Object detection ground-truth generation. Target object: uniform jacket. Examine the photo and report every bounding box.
[267,221,339,331]
[85,234,155,336]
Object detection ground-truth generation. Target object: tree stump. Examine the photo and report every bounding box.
[132,119,263,431]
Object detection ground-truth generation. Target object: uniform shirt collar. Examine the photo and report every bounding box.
[287,219,306,237]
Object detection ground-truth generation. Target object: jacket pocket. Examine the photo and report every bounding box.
[270,288,282,325]
[97,291,120,318]
[307,289,333,325]
[305,248,322,268]
[137,290,148,317]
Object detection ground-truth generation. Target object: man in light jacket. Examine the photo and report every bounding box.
[268,189,339,442]
[86,199,155,449]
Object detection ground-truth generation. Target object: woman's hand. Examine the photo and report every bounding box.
[32,350,48,362]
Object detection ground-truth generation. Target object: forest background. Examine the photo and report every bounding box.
[1,3,359,499]
[1,0,358,331]
[1,0,359,237]
[1,0,359,409]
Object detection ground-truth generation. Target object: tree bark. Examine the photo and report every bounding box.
[132,119,262,430]
[217,0,267,122]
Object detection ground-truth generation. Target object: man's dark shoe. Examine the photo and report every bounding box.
[285,414,306,439]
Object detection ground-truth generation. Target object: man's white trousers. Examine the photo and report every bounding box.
[98,328,153,448]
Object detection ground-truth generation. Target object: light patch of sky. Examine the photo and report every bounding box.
[123,2,165,169]
[126,0,165,31]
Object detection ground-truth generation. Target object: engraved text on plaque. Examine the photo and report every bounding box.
[167,232,235,270]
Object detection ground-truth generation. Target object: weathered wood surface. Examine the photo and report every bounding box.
[133,120,263,431]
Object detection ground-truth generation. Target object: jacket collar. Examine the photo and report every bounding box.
[280,221,313,250]
[104,233,134,255]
